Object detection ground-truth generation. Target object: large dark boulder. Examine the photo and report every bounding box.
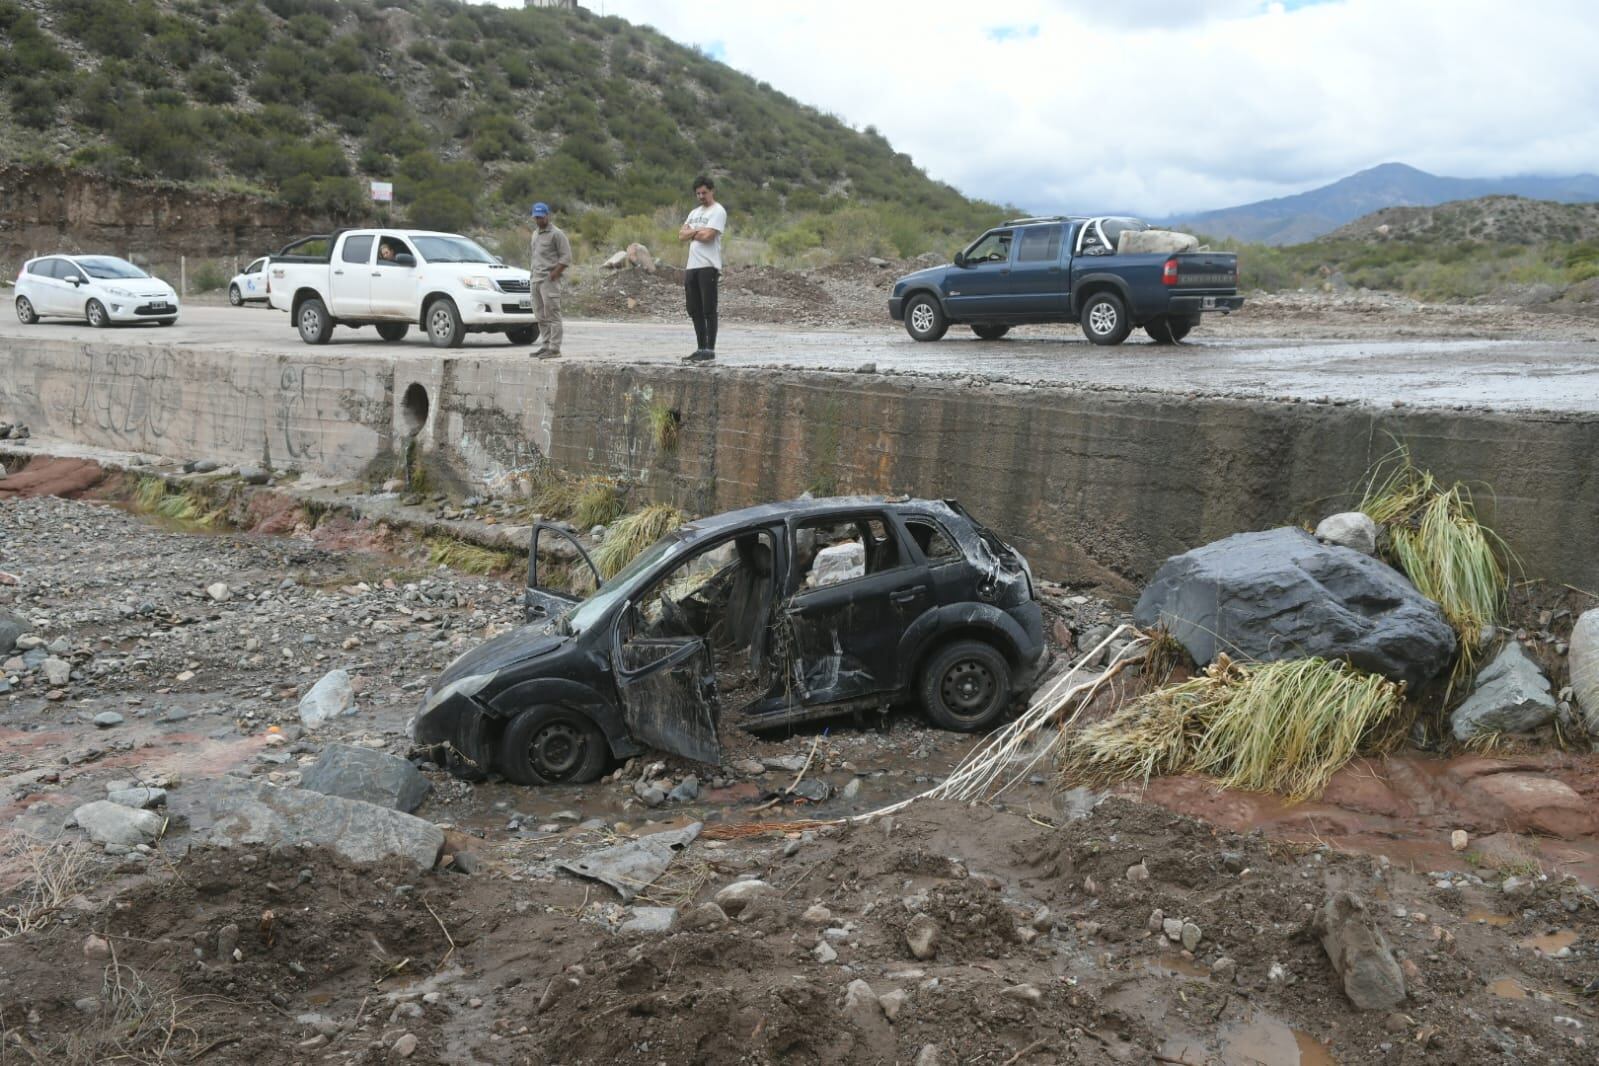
[300,744,431,813]
[1134,527,1456,689]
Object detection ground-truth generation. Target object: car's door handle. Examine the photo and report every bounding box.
[371,272,381,277]
[998,269,1009,275]
[334,269,343,276]
[1047,267,1061,273]
[890,586,927,604]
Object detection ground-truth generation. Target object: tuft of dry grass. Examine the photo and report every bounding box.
[0,834,94,940]
[426,536,520,575]
[593,504,685,579]
[1057,656,1407,803]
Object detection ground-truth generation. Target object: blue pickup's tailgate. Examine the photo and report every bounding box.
[1170,253,1238,289]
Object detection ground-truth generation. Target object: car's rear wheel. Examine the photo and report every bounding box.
[1079,291,1131,346]
[228,284,243,307]
[297,297,333,344]
[920,639,1012,732]
[426,298,466,348]
[971,323,1010,340]
[376,322,410,342]
[15,297,38,325]
[500,705,609,785]
[506,325,537,345]
[904,294,948,342]
[86,299,109,328]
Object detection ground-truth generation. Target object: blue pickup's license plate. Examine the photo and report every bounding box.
[1202,296,1217,310]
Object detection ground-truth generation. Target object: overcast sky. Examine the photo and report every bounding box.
[485,0,1599,217]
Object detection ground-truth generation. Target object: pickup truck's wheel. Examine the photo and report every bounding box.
[1168,317,1195,342]
[1145,316,1180,344]
[904,294,948,342]
[1080,292,1131,346]
[376,322,410,342]
[15,296,38,324]
[499,705,609,785]
[86,299,110,328]
[297,297,333,344]
[426,298,466,348]
[971,324,1010,340]
[920,639,1012,732]
[506,325,538,345]
[228,284,243,307]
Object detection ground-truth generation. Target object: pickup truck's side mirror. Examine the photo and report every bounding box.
[394,253,417,267]
[953,251,966,268]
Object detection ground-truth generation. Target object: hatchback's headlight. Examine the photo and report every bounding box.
[105,286,133,297]
[460,276,493,291]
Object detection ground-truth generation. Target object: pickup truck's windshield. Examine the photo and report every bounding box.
[76,257,148,280]
[412,235,497,264]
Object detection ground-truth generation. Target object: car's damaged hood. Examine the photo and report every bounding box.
[435,623,566,688]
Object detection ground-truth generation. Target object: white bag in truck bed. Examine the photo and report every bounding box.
[1117,229,1200,255]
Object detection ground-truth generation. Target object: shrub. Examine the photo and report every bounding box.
[188,62,235,104]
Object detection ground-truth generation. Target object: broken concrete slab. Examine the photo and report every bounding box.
[299,744,431,813]
[1313,891,1406,1010]
[168,777,443,869]
[556,822,702,902]
[1135,527,1456,689]
[74,800,164,846]
[299,668,354,729]
[1450,642,1556,742]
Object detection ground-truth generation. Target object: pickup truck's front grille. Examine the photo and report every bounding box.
[500,304,533,315]
[497,279,531,293]
[1178,273,1237,287]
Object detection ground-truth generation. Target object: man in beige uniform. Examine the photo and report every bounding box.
[528,201,571,358]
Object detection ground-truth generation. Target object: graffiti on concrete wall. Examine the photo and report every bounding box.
[78,348,184,442]
[276,362,373,464]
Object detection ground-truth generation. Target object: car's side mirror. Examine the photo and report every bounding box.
[70,277,84,286]
[953,251,966,268]
[394,253,417,267]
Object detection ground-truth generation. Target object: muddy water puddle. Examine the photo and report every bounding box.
[1489,977,1530,1000]
[1161,1012,1336,1066]
[1521,928,1580,955]
[1144,951,1211,979]
[1467,909,1514,927]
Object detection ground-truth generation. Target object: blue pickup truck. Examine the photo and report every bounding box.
[888,216,1243,345]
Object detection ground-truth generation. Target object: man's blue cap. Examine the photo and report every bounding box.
[531,202,550,217]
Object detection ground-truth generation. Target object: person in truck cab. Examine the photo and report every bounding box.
[378,241,396,262]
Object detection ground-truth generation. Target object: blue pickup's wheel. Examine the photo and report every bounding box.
[971,324,1009,340]
[1146,316,1194,344]
[904,294,948,342]
[1080,292,1131,346]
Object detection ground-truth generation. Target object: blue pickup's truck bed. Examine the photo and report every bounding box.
[889,216,1242,345]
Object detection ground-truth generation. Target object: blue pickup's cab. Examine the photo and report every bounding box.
[889,216,1244,346]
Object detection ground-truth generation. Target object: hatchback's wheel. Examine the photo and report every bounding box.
[15,296,38,325]
[903,294,948,342]
[971,323,1010,340]
[426,298,466,348]
[228,284,243,307]
[157,318,176,327]
[297,297,333,344]
[376,322,410,342]
[1079,291,1131,346]
[506,325,537,345]
[500,705,609,785]
[920,639,1012,731]
[86,299,110,328]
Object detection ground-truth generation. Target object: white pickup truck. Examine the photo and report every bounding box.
[266,229,538,347]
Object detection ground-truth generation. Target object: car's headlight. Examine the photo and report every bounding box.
[460,276,493,291]
[105,286,132,297]
[422,671,496,714]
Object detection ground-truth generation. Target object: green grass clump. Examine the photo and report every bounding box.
[1358,448,1511,677]
[572,477,626,530]
[646,401,680,454]
[593,503,684,579]
[1058,656,1406,803]
[131,476,167,513]
[426,536,519,575]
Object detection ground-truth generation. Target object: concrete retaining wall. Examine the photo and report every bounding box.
[4,337,1597,591]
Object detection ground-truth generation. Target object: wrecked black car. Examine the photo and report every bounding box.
[412,497,1047,785]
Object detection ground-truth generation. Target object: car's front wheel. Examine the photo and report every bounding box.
[15,296,38,325]
[426,298,466,348]
[1079,291,1131,346]
[228,284,243,307]
[500,705,609,785]
[971,323,1010,340]
[903,294,948,342]
[920,639,1012,732]
[86,299,110,328]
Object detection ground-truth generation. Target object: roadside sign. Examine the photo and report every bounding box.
[370,181,394,203]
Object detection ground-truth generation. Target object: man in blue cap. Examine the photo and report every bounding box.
[528,201,571,358]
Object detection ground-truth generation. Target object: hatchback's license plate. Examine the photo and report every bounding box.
[1202,296,1217,310]
[149,303,170,311]
[519,298,532,310]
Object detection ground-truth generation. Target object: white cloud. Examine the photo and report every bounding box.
[483,0,1599,217]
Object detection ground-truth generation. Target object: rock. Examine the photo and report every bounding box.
[844,979,880,1017]
[1468,771,1596,839]
[447,850,480,875]
[74,800,164,846]
[636,785,666,808]
[999,984,1042,1004]
[1313,891,1407,1010]
[41,657,70,686]
[868,256,890,268]
[1126,861,1149,882]
[1181,922,1202,951]
[620,906,678,935]
[880,988,907,1021]
[1147,909,1165,933]
[217,923,239,961]
[391,1032,418,1058]
[732,758,766,776]
[1450,642,1555,741]
[205,582,231,603]
[1451,830,1469,852]
[790,779,831,802]
[668,775,700,803]
[855,362,878,374]
[1314,512,1379,555]
[1211,956,1238,982]
[714,879,776,916]
[93,711,125,728]
[807,541,866,588]
[83,934,110,958]
[300,744,432,813]
[626,243,655,272]
[168,778,444,869]
[841,778,861,801]
[0,611,27,655]
[187,459,220,473]
[915,1046,942,1066]
[107,787,166,809]
[761,754,808,772]
[1571,610,1599,731]
[602,250,629,270]
[237,466,270,485]
[681,902,728,930]
[813,940,838,963]
[298,669,354,729]
[1134,528,1456,689]
[802,904,834,925]
[905,914,940,960]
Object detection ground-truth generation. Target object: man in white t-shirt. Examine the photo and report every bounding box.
[678,175,727,363]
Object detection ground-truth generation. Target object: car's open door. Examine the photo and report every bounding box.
[524,523,602,623]
[611,601,721,765]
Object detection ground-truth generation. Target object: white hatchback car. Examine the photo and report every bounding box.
[14,255,180,327]
[228,256,270,305]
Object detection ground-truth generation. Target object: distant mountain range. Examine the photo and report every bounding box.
[1169,163,1599,245]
